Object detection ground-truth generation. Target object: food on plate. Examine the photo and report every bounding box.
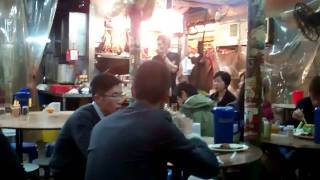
[220,144,231,149]
[300,132,312,136]
[209,143,248,152]
[219,144,242,150]
[296,122,314,135]
[46,107,55,113]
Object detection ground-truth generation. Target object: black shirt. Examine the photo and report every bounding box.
[153,52,180,91]
[289,97,315,127]
[210,90,237,107]
[50,104,100,180]
[85,101,219,180]
[167,52,180,90]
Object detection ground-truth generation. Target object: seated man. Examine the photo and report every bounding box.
[50,73,123,180]
[291,75,320,126]
[288,75,320,179]
[85,61,219,180]
[176,82,215,136]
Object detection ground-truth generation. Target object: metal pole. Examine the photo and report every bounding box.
[128,6,142,76]
[244,0,266,144]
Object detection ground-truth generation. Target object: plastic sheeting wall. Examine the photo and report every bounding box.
[0,0,57,104]
[202,1,320,104]
[265,17,320,103]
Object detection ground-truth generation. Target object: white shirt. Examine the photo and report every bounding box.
[181,57,194,76]
[92,101,105,120]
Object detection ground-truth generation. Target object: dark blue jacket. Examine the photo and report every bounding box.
[85,101,219,180]
[50,104,100,180]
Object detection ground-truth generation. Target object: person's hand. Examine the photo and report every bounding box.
[164,56,172,64]
[292,109,305,121]
[181,118,193,135]
[164,57,178,72]
[178,116,193,135]
[172,113,192,135]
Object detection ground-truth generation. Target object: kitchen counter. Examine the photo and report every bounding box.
[38,90,92,110]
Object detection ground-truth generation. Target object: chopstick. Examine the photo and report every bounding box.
[217,156,224,165]
[302,117,307,124]
[230,152,237,159]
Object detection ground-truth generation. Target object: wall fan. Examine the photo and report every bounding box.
[294,2,320,41]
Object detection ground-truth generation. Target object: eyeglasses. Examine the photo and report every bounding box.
[102,92,125,99]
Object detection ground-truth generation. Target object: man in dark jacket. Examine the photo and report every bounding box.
[85,61,219,180]
[50,73,123,180]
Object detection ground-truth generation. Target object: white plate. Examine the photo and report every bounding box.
[293,132,314,140]
[208,143,249,152]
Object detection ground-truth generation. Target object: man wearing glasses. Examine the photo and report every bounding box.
[50,73,123,180]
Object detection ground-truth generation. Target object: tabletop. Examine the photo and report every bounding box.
[201,137,263,167]
[272,104,295,109]
[39,90,92,98]
[262,133,320,149]
[0,111,72,130]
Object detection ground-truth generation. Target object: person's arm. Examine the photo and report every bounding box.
[176,63,185,83]
[292,100,305,121]
[155,114,219,179]
[165,56,178,73]
[70,113,96,157]
[0,131,26,179]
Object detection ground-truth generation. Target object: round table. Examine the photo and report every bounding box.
[201,137,263,168]
[262,133,320,149]
[0,111,72,162]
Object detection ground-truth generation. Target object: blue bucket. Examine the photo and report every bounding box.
[212,107,235,144]
[15,88,31,107]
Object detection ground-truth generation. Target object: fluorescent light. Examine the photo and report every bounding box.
[25,36,51,44]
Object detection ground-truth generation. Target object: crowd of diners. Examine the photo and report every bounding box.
[52,61,221,180]
[1,34,320,180]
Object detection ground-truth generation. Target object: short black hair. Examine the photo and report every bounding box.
[309,75,320,97]
[133,61,170,104]
[90,73,121,96]
[214,71,231,87]
[176,82,198,97]
[157,35,171,47]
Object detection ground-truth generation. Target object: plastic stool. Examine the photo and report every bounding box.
[33,157,51,178]
[167,169,173,180]
[10,142,38,162]
[45,142,55,157]
[23,162,39,179]
[32,142,55,178]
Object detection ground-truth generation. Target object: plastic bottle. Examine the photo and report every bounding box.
[262,118,271,140]
[314,107,320,144]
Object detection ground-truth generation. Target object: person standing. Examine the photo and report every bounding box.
[153,35,180,104]
[85,61,219,180]
[50,73,123,180]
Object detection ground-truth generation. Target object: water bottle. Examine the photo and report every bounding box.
[314,107,320,144]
